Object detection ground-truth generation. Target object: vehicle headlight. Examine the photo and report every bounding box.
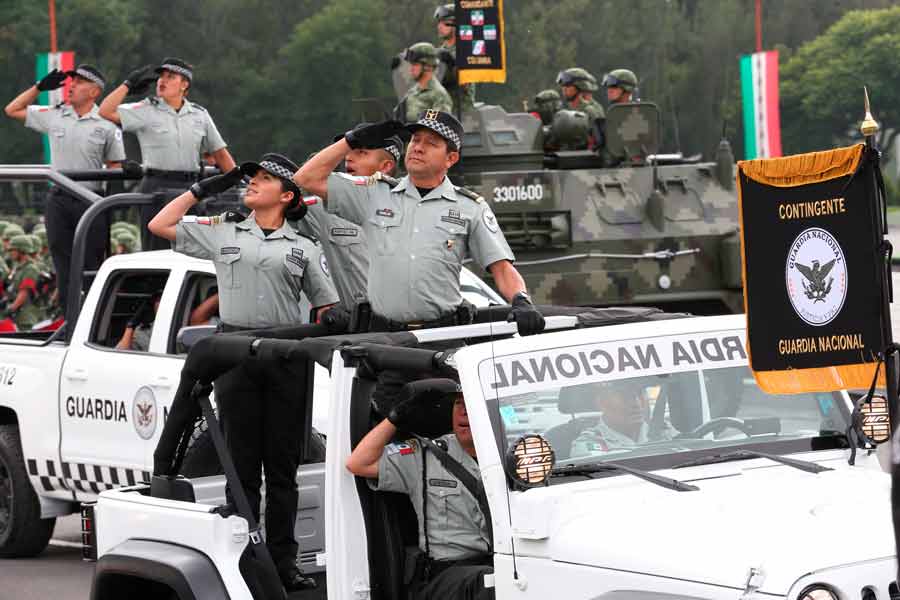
[798,585,838,600]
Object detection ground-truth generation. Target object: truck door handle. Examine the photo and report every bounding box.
[64,368,88,381]
[150,376,172,389]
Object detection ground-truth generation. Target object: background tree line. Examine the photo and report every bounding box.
[0,0,898,177]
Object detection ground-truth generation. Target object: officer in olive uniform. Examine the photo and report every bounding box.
[295,112,544,335]
[149,153,337,592]
[4,64,126,314]
[100,58,236,250]
[297,133,403,314]
[3,235,43,330]
[347,382,493,599]
[557,67,605,121]
[397,43,453,123]
[434,3,475,115]
[602,68,639,104]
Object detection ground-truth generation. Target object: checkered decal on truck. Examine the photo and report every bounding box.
[27,458,150,495]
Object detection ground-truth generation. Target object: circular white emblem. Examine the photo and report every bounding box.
[483,209,499,233]
[320,253,329,276]
[785,227,847,326]
[658,274,671,290]
[132,386,157,440]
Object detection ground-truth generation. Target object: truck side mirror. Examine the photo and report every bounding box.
[176,325,217,353]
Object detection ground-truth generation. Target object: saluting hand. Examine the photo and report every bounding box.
[190,167,244,200]
[344,120,406,149]
[124,64,157,95]
[507,292,546,336]
[36,69,68,92]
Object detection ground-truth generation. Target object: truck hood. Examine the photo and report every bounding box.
[514,451,893,594]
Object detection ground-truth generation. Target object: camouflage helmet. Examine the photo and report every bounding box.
[557,68,598,92]
[548,109,591,148]
[434,3,455,25]
[602,68,638,92]
[33,228,48,247]
[9,234,32,253]
[26,234,40,253]
[532,89,562,125]
[2,224,24,241]
[115,232,136,252]
[0,221,11,237]
[405,42,440,67]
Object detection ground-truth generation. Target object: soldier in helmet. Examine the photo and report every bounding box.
[557,67,605,122]
[434,3,475,114]
[2,235,42,330]
[531,89,562,126]
[603,69,638,105]
[397,42,453,123]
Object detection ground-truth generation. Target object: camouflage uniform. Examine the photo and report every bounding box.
[5,236,43,330]
[574,96,605,122]
[570,417,674,457]
[405,76,453,123]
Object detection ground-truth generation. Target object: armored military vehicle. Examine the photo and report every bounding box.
[457,102,742,314]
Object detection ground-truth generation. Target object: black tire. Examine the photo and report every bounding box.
[179,425,327,478]
[0,424,55,557]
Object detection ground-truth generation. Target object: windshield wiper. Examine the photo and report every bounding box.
[551,462,698,492]
[672,450,832,473]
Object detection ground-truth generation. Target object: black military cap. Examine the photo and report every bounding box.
[333,126,405,162]
[405,110,463,151]
[155,57,193,82]
[64,64,106,89]
[240,153,305,215]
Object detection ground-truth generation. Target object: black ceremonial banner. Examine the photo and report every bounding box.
[455,0,506,84]
[738,143,887,393]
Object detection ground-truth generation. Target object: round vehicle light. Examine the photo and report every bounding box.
[505,435,555,489]
[798,585,838,600]
[860,394,891,444]
[658,274,671,290]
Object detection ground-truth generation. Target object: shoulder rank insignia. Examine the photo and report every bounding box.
[454,186,484,203]
[372,170,400,187]
[148,97,159,106]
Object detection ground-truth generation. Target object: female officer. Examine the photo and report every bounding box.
[100,58,236,250]
[149,153,337,592]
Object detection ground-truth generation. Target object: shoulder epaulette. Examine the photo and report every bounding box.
[148,97,159,106]
[218,210,246,223]
[373,171,400,187]
[296,231,320,245]
[454,185,484,203]
[190,102,207,112]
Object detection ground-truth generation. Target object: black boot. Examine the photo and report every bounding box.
[280,565,317,592]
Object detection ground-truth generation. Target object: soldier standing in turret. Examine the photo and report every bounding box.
[557,67,605,122]
[434,3,475,115]
[603,69,639,105]
[396,43,453,122]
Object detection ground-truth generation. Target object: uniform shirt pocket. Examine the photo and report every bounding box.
[216,248,241,288]
[434,219,467,261]
[145,122,171,147]
[51,127,66,138]
[426,482,462,539]
[367,212,403,256]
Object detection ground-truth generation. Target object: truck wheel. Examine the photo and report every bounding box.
[0,425,55,557]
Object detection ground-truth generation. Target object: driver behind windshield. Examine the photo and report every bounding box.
[346,380,494,600]
[571,379,674,456]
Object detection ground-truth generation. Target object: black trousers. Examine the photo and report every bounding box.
[214,354,310,576]
[411,564,494,600]
[138,175,194,251]
[44,188,107,314]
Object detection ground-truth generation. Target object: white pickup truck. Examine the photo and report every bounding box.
[0,248,504,559]
[90,312,896,600]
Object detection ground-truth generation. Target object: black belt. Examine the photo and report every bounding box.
[144,169,200,181]
[421,554,492,581]
[369,304,475,332]
[218,322,251,333]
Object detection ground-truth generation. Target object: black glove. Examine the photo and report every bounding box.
[321,304,351,333]
[122,159,143,178]
[36,69,68,92]
[344,120,405,150]
[507,292,545,336]
[127,299,152,329]
[124,64,157,95]
[189,167,244,200]
[390,55,401,70]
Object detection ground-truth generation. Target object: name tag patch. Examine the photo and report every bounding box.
[441,215,465,227]
[220,246,240,255]
[428,478,458,488]
[375,208,394,218]
[331,227,358,237]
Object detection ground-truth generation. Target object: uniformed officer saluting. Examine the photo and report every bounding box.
[4,64,126,314]
[100,58,236,250]
[294,111,545,336]
[148,153,337,592]
[298,131,404,317]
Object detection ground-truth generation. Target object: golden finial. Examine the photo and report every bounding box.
[860,86,879,137]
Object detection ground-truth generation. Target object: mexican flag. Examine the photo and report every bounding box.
[740,50,782,160]
[35,51,75,163]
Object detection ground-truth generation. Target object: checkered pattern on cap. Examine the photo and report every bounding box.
[74,67,105,88]
[259,160,294,180]
[384,139,402,162]
[410,110,462,150]
[159,62,193,81]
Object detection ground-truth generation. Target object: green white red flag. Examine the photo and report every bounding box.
[35,51,75,162]
[740,50,782,160]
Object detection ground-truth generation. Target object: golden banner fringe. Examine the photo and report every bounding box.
[737,143,863,188]
[752,363,885,395]
[459,70,506,85]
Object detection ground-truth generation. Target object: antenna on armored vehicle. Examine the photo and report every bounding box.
[715,120,735,190]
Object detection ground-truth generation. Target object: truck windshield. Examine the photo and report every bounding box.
[481,334,850,471]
